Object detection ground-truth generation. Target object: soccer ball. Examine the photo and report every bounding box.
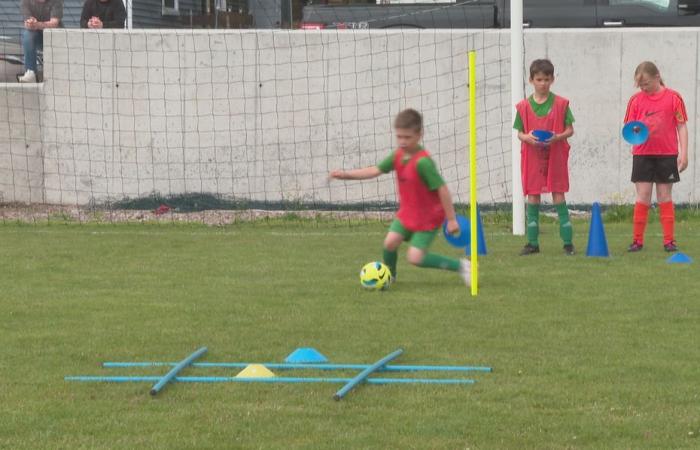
[359,261,392,290]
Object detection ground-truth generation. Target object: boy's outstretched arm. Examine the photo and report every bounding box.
[329,166,382,180]
[437,185,459,235]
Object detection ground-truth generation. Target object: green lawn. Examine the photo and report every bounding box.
[1,217,698,449]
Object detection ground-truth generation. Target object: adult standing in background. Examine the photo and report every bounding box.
[80,0,127,29]
[19,0,63,83]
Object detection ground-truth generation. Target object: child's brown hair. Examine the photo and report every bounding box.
[529,59,554,79]
[634,61,665,87]
[394,108,423,132]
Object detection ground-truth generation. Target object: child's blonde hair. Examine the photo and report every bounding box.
[634,61,665,87]
[394,108,423,133]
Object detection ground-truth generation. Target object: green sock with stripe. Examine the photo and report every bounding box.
[556,202,573,245]
[418,252,460,271]
[527,203,540,246]
[383,248,398,278]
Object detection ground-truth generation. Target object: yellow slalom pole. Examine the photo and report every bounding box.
[468,51,478,296]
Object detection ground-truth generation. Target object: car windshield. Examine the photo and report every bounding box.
[609,0,671,12]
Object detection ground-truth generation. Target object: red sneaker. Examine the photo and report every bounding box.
[664,241,678,252]
[627,241,643,252]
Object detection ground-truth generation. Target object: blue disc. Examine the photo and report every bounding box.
[532,129,554,142]
[622,121,649,145]
[443,215,470,248]
[667,252,693,264]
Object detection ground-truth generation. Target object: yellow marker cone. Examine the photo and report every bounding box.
[235,364,275,378]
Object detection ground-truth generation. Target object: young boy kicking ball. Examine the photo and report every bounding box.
[329,108,471,288]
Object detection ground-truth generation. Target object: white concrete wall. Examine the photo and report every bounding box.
[1,28,698,207]
[0,84,45,203]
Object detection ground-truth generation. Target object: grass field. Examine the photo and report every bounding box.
[1,215,699,449]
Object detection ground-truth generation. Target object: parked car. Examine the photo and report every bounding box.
[301,0,700,30]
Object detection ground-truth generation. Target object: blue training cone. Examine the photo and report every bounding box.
[622,121,649,145]
[667,252,693,264]
[586,202,609,257]
[465,206,487,256]
[284,348,328,364]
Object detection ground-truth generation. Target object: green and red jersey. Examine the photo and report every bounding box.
[515,92,574,195]
[513,92,575,132]
[377,147,446,231]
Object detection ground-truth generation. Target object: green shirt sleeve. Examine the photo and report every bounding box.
[513,111,524,132]
[377,151,396,174]
[416,157,445,191]
[565,106,575,126]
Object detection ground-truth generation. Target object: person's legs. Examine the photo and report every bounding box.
[407,247,460,271]
[383,233,404,279]
[384,219,410,279]
[405,227,471,288]
[22,29,40,72]
[527,194,541,246]
[405,229,460,271]
[553,192,573,251]
[653,156,680,250]
[656,183,676,249]
[521,194,541,254]
[629,155,654,250]
[631,182,653,249]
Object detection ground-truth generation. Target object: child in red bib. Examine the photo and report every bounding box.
[329,109,471,289]
[624,61,688,252]
[514,59,575,255]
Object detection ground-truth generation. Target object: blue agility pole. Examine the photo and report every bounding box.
[149,347,207,396]
[65,375,475,385]
[333,348,404,400]
[103,361,492,373]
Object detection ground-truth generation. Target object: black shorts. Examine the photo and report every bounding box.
[631,155,680,184]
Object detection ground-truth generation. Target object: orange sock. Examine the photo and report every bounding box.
[659,201,675,244]
[633,202,650,244]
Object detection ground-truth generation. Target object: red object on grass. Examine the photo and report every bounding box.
[154,204,171,215]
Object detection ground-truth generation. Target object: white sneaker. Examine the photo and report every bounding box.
[17,70,36,83]
[459,258,471,288]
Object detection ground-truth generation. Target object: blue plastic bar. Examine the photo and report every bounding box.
[149,347,207,396]
[102,361,492,373]
[65,375,475,385]
[333,348,404,400]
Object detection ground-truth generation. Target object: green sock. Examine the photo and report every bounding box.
[383,248,398,278]
[418,252,460,271]
[527,203,540,246]
[556,202,573,245]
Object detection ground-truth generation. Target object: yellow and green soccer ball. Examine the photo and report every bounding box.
[360,261,392,290]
